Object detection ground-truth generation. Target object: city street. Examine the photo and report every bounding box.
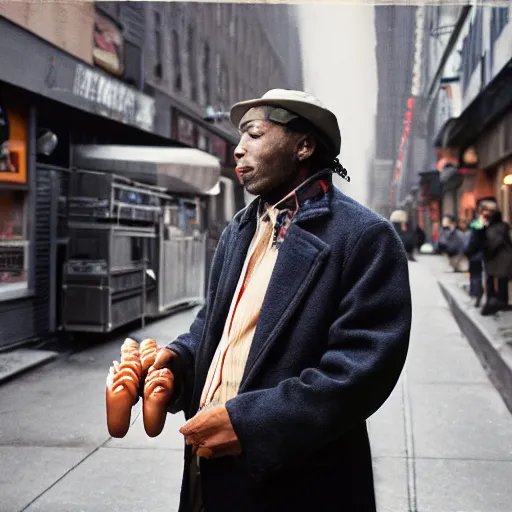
[1,260,512,512]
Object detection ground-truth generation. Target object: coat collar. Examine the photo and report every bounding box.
[238,169,334,230]
[191,170,335,402]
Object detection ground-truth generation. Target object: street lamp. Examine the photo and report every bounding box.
[204,106,231,123]
[36,129,58,156]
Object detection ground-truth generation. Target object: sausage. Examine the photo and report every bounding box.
[140,338,158,373]
[142,367,174,437]
[106,338,142,438]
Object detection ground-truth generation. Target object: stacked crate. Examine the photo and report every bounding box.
[61,170,165,332]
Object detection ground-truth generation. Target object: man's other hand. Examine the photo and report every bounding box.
[180,404,242,459]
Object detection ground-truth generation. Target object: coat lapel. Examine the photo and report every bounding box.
[239,223,331,391]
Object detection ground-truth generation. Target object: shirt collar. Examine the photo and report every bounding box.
[259,169,331,222]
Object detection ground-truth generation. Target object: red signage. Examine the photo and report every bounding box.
[93,11,124,77]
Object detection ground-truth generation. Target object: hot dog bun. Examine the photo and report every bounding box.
[143,367,174,437]
[106,338,142,438]
[140,338,158,373]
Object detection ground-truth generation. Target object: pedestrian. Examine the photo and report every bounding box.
[141,89,412,511]
[464,213,485,307]
[479,201,512,315]
[390,209,416,261]
[437,215,467,272]
[414,225,426,251]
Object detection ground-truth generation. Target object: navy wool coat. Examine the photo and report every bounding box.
[167,182,412,512]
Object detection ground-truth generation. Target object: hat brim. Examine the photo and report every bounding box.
[230,98,341,156]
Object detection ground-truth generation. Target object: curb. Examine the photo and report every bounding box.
[0,349,59,385]
[438,280,512,414]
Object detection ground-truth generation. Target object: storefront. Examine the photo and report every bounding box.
[0,15,243,349]
[444,57,512,221]
[0,17,161,349]
[471,108,512,222]
[0,87,38,349]
[0,93,30,297]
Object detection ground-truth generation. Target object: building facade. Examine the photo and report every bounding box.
[392,3,512,246]
[0,2,303,350]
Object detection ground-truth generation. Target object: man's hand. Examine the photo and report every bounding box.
[148,347,177,372]
[180,404,242,459]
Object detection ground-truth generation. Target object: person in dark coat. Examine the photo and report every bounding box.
[437,215,468,272]
[390,210,415,261]
[415,226,426,251]
[144,89,412,511]
[464,215,485,307]
[481,206,512,314]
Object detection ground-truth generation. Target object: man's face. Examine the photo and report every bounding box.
[234,119,301,198]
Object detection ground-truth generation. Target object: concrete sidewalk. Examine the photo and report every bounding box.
[369,259,512,512]
[417,254,512,413]
[0,348,58,385]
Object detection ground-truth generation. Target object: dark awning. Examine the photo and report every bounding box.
[445,57,512,149]
[72,145,221,196]
[433,118,458,148]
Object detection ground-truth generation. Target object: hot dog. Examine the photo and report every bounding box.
[143,366,174,437]
[139,338,157,372]
[106,338,142,438]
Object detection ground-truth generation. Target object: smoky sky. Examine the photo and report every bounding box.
[298,4,378,206]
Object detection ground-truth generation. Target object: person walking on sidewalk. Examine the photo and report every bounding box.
[464,214,485,307]
[437,215,468,272]
[144,89,412,512]
[480,202,512,314]
[390,210,416,261]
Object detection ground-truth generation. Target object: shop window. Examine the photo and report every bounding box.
[0,190,29,293]
[123,41,143,89]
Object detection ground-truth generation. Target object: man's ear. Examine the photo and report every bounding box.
[297,135,316,162]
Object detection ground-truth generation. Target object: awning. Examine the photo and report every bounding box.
[72,145,221,196]
[445,57,512,149]
[433,118,458,148]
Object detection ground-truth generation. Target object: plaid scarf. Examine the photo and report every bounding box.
[259,170,330,247]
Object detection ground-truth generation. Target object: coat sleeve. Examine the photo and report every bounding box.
[164,223,232,413]
[225,220,412,473]
[486,223,510,256]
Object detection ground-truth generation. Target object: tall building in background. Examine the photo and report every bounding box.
[369,5,417,218]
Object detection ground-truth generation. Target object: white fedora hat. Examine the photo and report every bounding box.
[230,89,341,157]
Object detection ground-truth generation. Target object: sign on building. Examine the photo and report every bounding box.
[73,63,155,132]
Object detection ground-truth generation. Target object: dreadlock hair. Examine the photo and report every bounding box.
[283,117,350,182]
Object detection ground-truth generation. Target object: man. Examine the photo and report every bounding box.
[472,199,512,315]
[147,89,412,511]
[437,215,468,272]
[389,209,415,261]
